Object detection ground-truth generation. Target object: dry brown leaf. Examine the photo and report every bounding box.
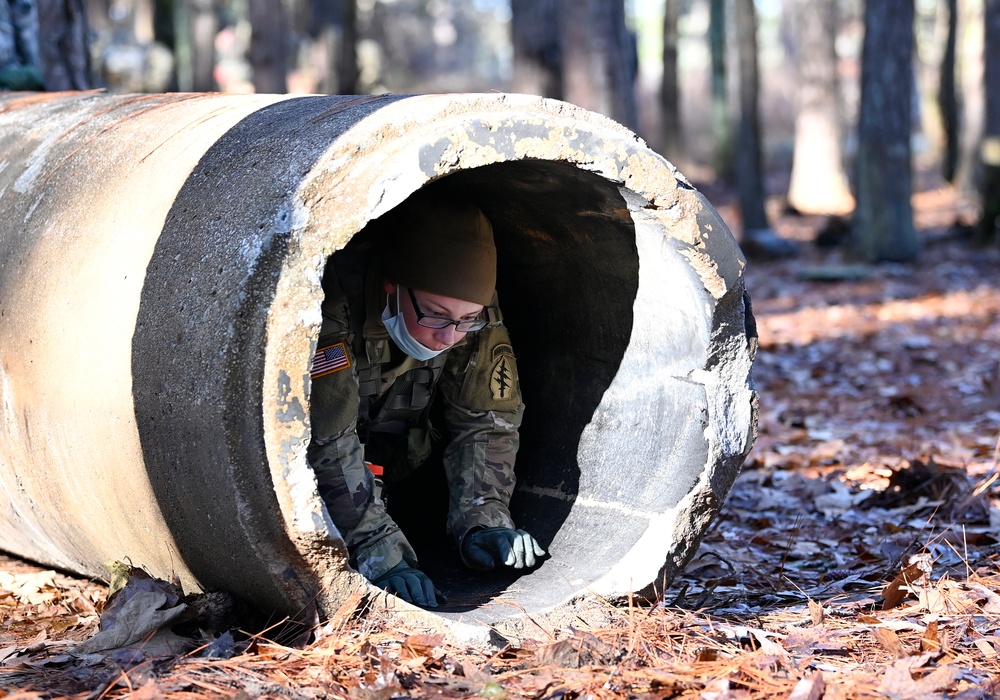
[877,656,958,700]
[128,679,165,700]
[882,560,930,610]
[402,633,443,659]
[872,626,906,658]
[787,671,825,700]
[808,599,824,626]
[920,620,940,653]
[974,638,998,659]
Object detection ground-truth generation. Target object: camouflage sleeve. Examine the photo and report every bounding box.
[308,272,416,581]
[438,315,525,549]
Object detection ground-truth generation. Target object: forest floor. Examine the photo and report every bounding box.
[1,186,999,699]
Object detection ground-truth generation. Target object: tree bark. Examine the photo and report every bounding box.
[309,0,356,94]
[557,0,637,131]
[249,0,288,93]
[786,0,853,215]
[188,0,216,91]
[733,0,767,232]
[979,0,1000,244]
[955,0,984,191]
[852,0,918,263]
[337,0,357,94]
[659,0,682,163]
[36,0,91,89]
[938,0,959,184]
[709,0,732,179]
[510,0,560,98]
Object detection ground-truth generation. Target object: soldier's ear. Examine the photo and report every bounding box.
[383,279,396,295]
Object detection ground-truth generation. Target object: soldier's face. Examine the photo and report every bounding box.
[383,281,484,351]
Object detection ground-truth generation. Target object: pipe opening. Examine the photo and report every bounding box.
[316,159,712,620]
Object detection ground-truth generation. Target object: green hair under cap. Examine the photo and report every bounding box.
[377,190,497,307]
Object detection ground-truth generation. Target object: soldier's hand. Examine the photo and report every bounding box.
[371,561,444,608]
[461,528,546,571]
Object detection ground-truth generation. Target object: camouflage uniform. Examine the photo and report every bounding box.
[308,257,524,582]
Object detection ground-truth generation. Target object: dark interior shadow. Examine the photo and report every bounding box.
[333,162,639,611]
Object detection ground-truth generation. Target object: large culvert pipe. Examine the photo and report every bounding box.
[0,91,756,629]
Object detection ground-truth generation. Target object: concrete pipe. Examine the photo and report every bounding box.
[0,91,756,630]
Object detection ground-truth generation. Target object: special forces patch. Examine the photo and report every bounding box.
[490,343,516,401]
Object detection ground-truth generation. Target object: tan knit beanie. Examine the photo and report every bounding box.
[377,189,497,306]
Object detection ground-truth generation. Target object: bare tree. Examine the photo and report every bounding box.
[659,0,681,163]
[337,0,357,94]
[510,0,560,98]
[852,0,918,262]
[173,0,217,91]
[733,0,766,232]
[786,0,853,215]
[249,0,287,93]
[708,0,732,179]
[938,0,959,184]
[979,0,1000,244]
[308,0,358,95]
[37,0,90,89]
[556,0,637,131]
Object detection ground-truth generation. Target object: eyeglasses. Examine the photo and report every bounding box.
[407,287,487,333]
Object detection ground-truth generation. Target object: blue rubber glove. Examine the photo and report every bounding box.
[461,528,546,572]
[371,561,443,608]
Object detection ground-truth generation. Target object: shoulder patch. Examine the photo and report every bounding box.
[490,349,516,401]
[310,342,351,379]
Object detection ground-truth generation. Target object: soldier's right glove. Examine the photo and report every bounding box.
[461,527,546,572]
[370,561,443,608]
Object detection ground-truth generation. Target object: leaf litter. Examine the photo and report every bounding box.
[1,188,998,698]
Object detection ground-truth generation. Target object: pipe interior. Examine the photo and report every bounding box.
[323,161,654,618]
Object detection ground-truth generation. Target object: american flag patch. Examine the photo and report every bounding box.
[310,342,351,379]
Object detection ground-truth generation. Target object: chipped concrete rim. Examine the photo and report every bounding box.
[256,93,746,637]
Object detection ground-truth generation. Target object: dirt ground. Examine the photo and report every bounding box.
[1,187,998,699]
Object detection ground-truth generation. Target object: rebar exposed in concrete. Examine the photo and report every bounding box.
[0,91,756,628]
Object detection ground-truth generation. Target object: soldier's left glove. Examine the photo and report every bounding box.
[461,527,546,572]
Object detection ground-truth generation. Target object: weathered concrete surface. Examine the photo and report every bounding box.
[0,91,756,629]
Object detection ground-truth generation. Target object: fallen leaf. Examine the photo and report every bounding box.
[808,599,824,626]
[787,671,825,700]
[882,559,930,610]
[402,633,443,659]
[878,656,958,700]
[975,638,998,659]
[77,571,192,656]
[920,620,940,653]
[872,627,906,658]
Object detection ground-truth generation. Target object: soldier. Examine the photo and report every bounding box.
[0,0,44,91]
[309,187,545,608]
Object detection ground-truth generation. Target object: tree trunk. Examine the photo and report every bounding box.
[938,0,960,184]
[659,0,682,163]
[249,0,288,93]
[733,0,767,233]
[979,0,1000,244]
[510,0,561,98]
[786,0,853,215]
[188,0,216,91]
[557,0,637,131]
[337,0,357,95]
[709,0,732,180]
[956,0,984,191]
[852,0,917,263]
[309,0,356,95]
[36,0,91,89]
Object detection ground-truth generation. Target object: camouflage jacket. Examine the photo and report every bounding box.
[307,259,524,581]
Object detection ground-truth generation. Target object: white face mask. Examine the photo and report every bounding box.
[381,288,447,361]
